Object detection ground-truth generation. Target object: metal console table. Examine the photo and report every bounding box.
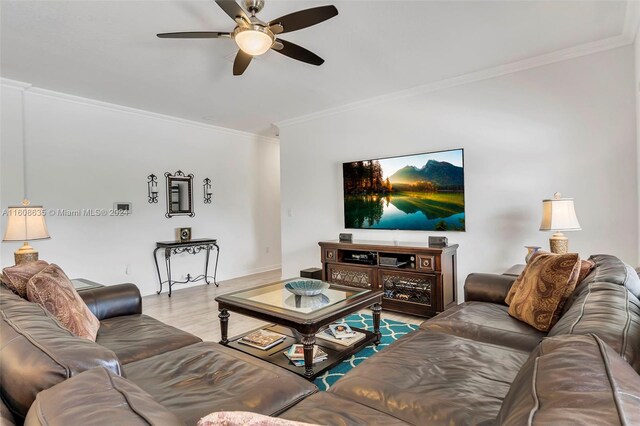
[153,238,220,297]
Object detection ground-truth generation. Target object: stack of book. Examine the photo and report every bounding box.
[238,329,286,350]
[284,344,328,367]
[316,322,366,347]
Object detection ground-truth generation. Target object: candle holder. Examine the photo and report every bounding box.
[148,174,159,203]
[203,178,212,204]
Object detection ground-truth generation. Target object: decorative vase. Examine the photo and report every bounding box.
[525,246,542,264]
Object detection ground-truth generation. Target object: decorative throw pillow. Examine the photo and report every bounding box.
[507,253,580,332]
[576,258,595,285]
[2,260,49,298]
[505,250,553,306]
[198,412,317,426]
[26,264,100,341]
[504,275,521,306]
[505,252,593,306]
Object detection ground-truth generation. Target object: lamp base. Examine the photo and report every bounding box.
[549,232,569,254]
[14,242,39,265]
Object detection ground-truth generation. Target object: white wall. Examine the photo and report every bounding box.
[0,81,281,296]
[279,46,638,297]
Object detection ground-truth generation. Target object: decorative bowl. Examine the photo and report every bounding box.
[284,279,329,296]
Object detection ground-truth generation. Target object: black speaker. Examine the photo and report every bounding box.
[339,233,353,242]
[429,236,448,247]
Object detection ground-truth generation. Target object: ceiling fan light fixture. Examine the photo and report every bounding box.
[233,26,273,56]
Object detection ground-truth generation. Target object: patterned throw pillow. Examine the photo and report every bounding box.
[507,253,580,332]
[505,254,593,306]
[577,258,595,284]
[198,412,317,426]
[26,264,100,341]
[2,260,49,298]
[504,275,521,306]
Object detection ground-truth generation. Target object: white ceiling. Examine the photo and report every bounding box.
[0,1,632,136]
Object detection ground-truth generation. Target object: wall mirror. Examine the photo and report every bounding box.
[165,171,194,218]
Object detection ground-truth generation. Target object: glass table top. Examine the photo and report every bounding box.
[221,279,370,315]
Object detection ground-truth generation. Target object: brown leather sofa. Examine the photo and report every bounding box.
[3,254,640,425]
[279,254,640,425]
[0,282,317,425]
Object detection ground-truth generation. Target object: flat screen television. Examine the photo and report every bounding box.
[342,148,465,231]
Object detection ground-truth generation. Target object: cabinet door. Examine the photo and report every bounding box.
[379,270,435,308]
[326,264,376,289]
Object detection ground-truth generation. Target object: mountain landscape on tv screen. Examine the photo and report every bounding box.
[389,160,464,186]
[343,151,465,231]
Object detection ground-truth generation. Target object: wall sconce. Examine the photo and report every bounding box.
[203,178,212,204]
[148,174,159,203]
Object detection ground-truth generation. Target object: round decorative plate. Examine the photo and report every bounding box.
[284,279,329,296]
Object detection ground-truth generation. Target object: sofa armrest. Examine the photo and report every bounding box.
[464,273,516,305]
[80,284,142,320]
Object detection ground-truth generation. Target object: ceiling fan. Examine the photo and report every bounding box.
[157,0,338,76]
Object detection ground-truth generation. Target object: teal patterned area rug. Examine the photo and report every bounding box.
[313,313,419,391]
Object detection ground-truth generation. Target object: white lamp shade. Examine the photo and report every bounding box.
[3,206,51,241]
[539,198,581,231]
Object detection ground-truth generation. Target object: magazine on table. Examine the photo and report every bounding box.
[289,357,327,367]
[284,344,327,366]
[316,329,366,347]
[238,329,286,350]
[328,322,356,339]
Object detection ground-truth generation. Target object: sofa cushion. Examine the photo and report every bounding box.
[123,342,317,425]
[507,253,580,331]
[327,329,529,425]
[26,264,100,341]
[280,392,411,426]
[497,334,640,425]
[96,314,202,364]
[421,302,546,352]
[580,254,640,299]
[549,256,640,373]
[24,367,182,426]
[0,285,121,421]
[2,260,49,298]
[1,396,16,426]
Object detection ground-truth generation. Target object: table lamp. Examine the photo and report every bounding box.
[539,192,581,254]
[2,200,50,264]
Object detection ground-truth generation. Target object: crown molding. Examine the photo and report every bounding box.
[0,78,278,144]
[0,78,32,90]
[276,33,633,129]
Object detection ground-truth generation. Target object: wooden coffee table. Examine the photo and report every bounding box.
[215,280,383,379]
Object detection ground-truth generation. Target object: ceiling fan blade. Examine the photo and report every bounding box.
[272,39,324,66]
[268,5,338,34]
[157,31,230,38]
[215,0,251,25]
[233,50,253,75]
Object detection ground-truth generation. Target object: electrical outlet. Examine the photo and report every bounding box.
[266,246,270,254]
